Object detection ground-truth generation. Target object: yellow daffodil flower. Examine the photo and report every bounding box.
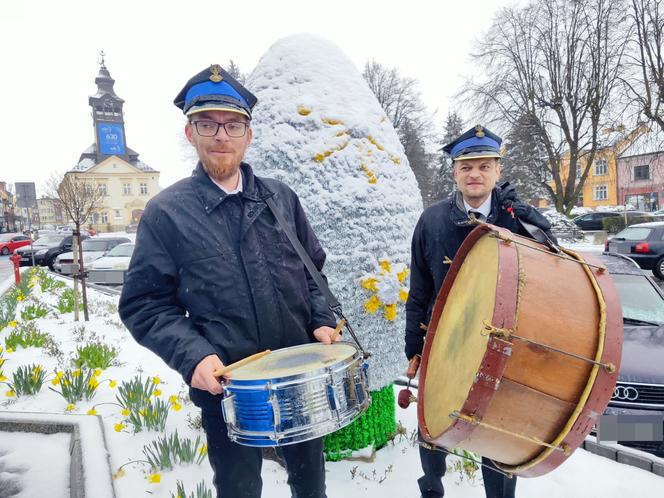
[112,468,126,479]
[147,473,161,484]
[171,402,182,412]
[5,389,15,397]
[87,408,97,416]
[8,321,17,328]
[397,268,409,283]
[114,422,126,432]
[109,380,117,388]
[153,389,162,397]
[93,368,102,377]
[168,395,178,404]
[121,408,130,417]
[6,348,13,354]
[360,277,378,292]
[399,288,409,303]
[72,369,82,378]
[0,375,7,382]
[152,376,161,385]
[66,403,76,411]
[384,303,397,321]
[379,258,391,273]
[363,295,381,314]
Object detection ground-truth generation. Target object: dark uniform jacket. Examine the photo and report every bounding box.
[119,162,336,409]
[405,187,555,359]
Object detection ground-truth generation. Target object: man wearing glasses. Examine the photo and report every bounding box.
[119,64,338,498]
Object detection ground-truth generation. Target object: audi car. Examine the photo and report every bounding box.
[598,252,664,457]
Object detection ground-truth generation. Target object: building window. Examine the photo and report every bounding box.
[140,183,148,195]
[98,184,107,196]
[577,191,584,206]
[92,213,100,223]
[594,158,608,176]
[114,209,122,219]
[101,212,108,223]
[575,164,582,178]
[634,164,650,181]
[593,185,608,201]
[123,183,132,195]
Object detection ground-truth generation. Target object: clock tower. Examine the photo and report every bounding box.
[89,51,128,162]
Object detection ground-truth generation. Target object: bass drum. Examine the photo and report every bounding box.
[418,224,622,477]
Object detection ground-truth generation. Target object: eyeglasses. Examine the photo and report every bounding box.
[191,120,249,138]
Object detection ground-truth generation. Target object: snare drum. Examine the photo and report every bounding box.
[221,342,370,447]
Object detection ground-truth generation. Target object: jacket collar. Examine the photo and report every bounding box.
[450,189,501,226]
[191,162,270,214]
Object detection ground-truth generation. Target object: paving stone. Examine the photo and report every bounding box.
[617,451,653,472]
[584,440,618,461]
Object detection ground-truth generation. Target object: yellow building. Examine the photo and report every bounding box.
[37,197,64,227]
[68,56,161,232]
[549,125,648,208]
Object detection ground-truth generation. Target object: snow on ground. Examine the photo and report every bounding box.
[0,431,70,498]
[1,242,663,497]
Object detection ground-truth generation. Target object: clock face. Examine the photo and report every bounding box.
[97,122,126,155]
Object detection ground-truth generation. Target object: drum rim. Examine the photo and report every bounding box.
[225,341,361,386]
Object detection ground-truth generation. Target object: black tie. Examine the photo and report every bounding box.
[468,210,484,222]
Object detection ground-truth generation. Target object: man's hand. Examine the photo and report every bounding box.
[313,326,341,345]
[191,354,225,395]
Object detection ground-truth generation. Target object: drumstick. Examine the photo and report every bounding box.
[330,319,346,342]
[213,350,271,378]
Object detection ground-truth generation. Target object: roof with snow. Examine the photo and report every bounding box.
[70,144,157,172]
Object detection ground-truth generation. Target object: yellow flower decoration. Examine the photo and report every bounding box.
[5,389,15,397]
[360,277,378,292]
[171,402,183,412]
[87,408,97,416]
[153,389,162,397]
[112,468,126,480]
[147,473,161,484]
[114,422,126,432]
[6,348,13,354]
[397,268,409,283]
[66,403,76,412]
[168,395,178,404]
[384,304,397,321]
[399,288,409,303]
[378,258,391,274]
[0,375,7,382]
[121,408,130,416]
[16,295,24,302]
[152,376,161,385]
[93,368,102,377]
[139,409,147,417]
[363,295,381,314]
[88,377,99,389]
[72,369,82,378]
[8,321,17,328]
[199,444,208,456]
[109,380,117,388]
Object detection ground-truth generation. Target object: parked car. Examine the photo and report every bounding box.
[125,223,139,233]
[572,211,650,231]
[0,233,32,255]
[596,253,664,457]
[15,234,89,269]
[53,237,131,275]
[88,242,135,285]
[605,221,664,279]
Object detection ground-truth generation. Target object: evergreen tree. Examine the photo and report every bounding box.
[226,59,246,84]
[431,112,464,202]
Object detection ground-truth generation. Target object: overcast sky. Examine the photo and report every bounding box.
[0,0,516,192]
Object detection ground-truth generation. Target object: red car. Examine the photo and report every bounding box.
[0,233,32,255]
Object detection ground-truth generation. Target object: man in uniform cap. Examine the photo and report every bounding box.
[120,64,339,498]
[404,125,555,498]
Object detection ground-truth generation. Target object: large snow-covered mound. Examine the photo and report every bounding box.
[246,34,423,389]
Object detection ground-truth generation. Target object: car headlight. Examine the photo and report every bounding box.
[113,263,128,270]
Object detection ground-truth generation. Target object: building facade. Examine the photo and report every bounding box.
[37,197,64,227]
[617,130,664,211]
[66,56,160,232]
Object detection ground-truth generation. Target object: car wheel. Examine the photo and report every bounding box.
[653,256,664,280]
[1,247,8,255]
[47,258,56,271]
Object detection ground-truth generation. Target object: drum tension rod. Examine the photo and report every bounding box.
[489,232,607,273]
[450,411,572,456]
[481,321,616,374]
[418,442,514,479]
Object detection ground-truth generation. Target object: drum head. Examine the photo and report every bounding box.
[231,343,357,380]
[423,233,499,438]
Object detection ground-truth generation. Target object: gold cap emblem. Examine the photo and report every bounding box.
[475,125,485,138]
[209,64,223,83]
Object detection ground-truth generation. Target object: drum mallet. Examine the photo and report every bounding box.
[213,350,272,378]
[398,354,420,409]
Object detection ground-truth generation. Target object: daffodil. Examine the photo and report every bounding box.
[379,258,391,274]
[360,277,378,292]
[397,268,409,283]
[0,375,7,382]
[5,389,15,397]
[152,389,162,397]
[114,422,126,432]
[121,408,130,416]
[399,288,409,303]
[66,403,76,412]
[88,377,99,389]
[152,376,161,385]
[363,295,381,314]
[168,394,178,404]
[384,303,397,321]
[8,321,17,328]
[112,468,126,479]
[93,368,102,377]
[109,380,117,388]
[87,408,97,416]
[171,402,182,412]
[139,409,147,417]
[147,473,161,484]
[199,444,208,456]
[72,369,82,378]
[51,377,61,385]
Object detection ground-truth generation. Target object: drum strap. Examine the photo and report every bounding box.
[265,196,369,357]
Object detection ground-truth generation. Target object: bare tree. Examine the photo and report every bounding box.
[45,172,105,321]
[463,0,628,214]
[363,60,439,205]
[624,0,664,132]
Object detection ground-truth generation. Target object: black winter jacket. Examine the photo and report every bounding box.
[119,162,336,409]
[404,187,555,359]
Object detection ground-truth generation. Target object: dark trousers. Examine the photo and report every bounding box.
[418,441,517,498]
[201,410,327,498]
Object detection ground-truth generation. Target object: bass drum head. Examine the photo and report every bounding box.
[423,232,499,438]
[231,342,358,381]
